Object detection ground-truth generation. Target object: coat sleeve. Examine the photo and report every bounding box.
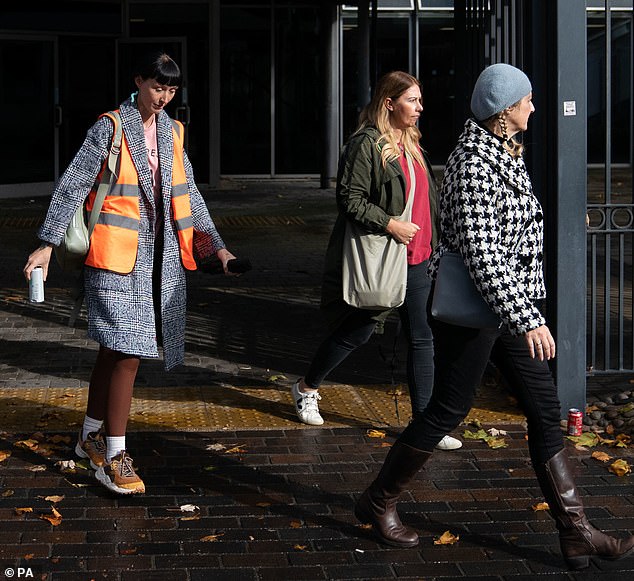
[336,134,392,233]
[38,116,112,246]
[452,161,545,335]
[183,150,226,260]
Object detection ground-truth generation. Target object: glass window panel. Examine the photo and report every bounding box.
[221,7,271,174]
[275,6,322,174]
[0,39,54,184]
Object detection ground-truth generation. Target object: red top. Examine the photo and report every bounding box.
[399,147,432,265]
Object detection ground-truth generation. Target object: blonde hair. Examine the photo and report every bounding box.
[356,71,425,169]
[483,101,525,158]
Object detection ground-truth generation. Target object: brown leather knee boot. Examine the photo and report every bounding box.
[535,448,634,569]
[355,441,432,548]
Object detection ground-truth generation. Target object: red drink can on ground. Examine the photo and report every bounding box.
[567,408,583,436]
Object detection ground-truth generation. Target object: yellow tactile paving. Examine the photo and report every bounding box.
[0,381,525,432]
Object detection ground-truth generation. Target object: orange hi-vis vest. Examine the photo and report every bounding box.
[85,111,197,274]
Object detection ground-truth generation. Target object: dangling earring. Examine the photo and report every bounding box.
[498,114,509,141]
[130,91,138,104]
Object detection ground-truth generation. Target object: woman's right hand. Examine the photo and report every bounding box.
[24,244,53,282]
[524,325,556,361]
[386,218,420,245]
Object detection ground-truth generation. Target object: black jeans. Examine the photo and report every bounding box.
[305,261,434,414]
[398,319,564,466]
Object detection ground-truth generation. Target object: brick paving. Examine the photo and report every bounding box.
[1,180,634,580]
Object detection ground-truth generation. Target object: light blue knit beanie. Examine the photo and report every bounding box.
[470,63,532,121]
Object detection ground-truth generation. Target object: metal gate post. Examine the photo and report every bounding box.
[552,0,587,416]
[526,0,587,417]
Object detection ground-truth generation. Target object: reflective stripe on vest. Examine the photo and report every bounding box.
[170,119,197,271]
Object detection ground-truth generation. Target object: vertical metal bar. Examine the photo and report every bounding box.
[604,231,611,368]
[605,0,611,203]
[619,232,624,369]
[591,234,598,371]
[270,3,275,177]
[209,0,220,187]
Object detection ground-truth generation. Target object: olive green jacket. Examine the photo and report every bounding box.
[320,126,439,328]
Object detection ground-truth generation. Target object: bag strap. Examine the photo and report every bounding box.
[87,110,123,236]
[67,111,122,328]
[401,152,417,219]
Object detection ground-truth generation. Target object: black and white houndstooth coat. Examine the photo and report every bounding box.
[430,118,546,335]
[38,98,225,369]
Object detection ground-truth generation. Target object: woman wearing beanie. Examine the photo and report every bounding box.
[354,63,634,569]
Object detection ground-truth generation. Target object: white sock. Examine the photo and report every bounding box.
[82,415,103,442]
[106,436,126,462]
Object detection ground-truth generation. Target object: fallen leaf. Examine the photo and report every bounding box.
[180,514,201,521]
[23,554,34,560]
[15,439,39,451]
[366,429,386,439]
[180,504,199,512]
[566,432,601,448]
[41,495,65,504]
[0,450,11,462]
[357,523,372,530]
[591,451,612,463]
[531,502,550,511]
[267,374,287,382]
[434,530,459,545]
[290,520,303,528]
[28,465,47,472]
[608,459,632,477]
[256,502,271,508]
[463,429,488,440]
[120,547,138,555]
[615,434,632,447]
[206,443,226,452]
[200,533,224,542]
[485,437,508,449]
[2,489,15,497]
[39,506,62,526]
[224,445,247,455]
[469,419,483,429]
[293,544,308,551]
[379,442,391,448]
[606,424,615,435]
[15,507,33,515]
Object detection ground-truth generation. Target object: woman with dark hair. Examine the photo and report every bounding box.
[23,52,236,494]
[354,63,634,570]
[290,70,461,451]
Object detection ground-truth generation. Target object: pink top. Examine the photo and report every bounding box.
[144,117,162,203]
[399,147,432,265]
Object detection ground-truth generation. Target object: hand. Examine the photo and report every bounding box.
[524,325,556,361]
[24,244,53,282]
[386,219,420,245]
[216,248,238,276]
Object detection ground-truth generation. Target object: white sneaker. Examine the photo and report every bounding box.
[435,435,463,450]
[291,379,324,426]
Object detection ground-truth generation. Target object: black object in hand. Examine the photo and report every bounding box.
[199,257,252,275]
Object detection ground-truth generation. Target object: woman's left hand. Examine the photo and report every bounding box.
[524,325,556,361]
[216,248,239,276]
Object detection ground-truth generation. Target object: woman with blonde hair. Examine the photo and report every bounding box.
[290,71,461,451]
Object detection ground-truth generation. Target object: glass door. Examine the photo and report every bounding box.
[0,35,57,185]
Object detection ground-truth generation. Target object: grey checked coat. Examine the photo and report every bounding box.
[38,99,225,369]
[430,119,546,335]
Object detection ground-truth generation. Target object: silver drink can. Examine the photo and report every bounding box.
[29,266,44,303]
